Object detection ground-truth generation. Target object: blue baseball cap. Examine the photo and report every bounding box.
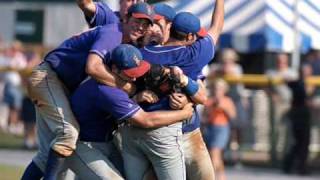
[111,44,151,78]
[172,12,207,37]
[153,3,176,22]
[128,2,154,24]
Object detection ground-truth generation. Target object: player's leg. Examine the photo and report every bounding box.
[21,161,44,180]
[121,125,151,180]
[183,128,215,180]
[208,125,230,180]
[28,62,79,179]
[23,107,53,180]
[65,141,123,180]
[142,124,186,180]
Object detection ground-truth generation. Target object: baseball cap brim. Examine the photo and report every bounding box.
[197,27,208,37]
[123,60,151,78]
[132,13,153,24]
[154,14,165,20]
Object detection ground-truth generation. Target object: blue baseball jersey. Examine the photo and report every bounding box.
[85,2,120,28]
[70,79,140,142]
[140,36,215,133]
[45,24,122,92]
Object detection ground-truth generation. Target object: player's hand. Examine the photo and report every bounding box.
[170,66,188,87]
[135,90,159,103]
[123,82,136,96]
[169,93,189,110]
[182,103,194,119]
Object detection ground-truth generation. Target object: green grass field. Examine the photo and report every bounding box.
[0,130,24,149]
[0,130,25,179]
[0,165,24,180]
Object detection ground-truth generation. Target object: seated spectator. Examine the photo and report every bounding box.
[204,79,236,180]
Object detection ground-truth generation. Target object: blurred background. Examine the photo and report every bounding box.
[0,0,319,179]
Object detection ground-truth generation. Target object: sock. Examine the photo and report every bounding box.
[21,161,44,180]
[43,149,66,180]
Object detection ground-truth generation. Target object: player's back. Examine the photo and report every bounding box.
[70,79,115,142]
[140,36,215,80]
[45,24,122,92]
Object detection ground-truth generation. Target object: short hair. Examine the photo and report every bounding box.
[170,28,188,41]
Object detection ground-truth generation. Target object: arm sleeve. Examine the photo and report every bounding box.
[85,2,120,28]
[89,26,122,64]
[185,35,215,66]
[97,86,141,123]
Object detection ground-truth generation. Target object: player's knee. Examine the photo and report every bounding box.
[53,126,79,157]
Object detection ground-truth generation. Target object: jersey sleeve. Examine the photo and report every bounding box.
[85,2,120,28]
[186,35,215,68]
[97,86,141,123]
[89,26,122,64]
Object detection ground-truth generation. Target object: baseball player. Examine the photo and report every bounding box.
[21,3,154,180]
[139,1,225,179]
[64,44,193,180]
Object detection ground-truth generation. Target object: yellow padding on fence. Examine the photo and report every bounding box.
[0,67,32,76]
[209,74,320,86]
[1,67,320,86]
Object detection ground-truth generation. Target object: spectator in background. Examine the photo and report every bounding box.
[302,49,320,95]
[266,53,298,153]
[3,40,27,135]
[21,49,41,149]
[302,50,320,141]
[0,40,8,130]
[282,72,311,175]
[210,48,248,162]
[204,79,236,180]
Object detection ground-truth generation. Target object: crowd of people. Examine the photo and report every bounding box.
[0,39,40,149]
[0,0,318,180]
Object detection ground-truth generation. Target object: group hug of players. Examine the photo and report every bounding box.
[21,0,224,179]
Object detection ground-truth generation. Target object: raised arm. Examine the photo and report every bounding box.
[77,0,96,19]
[208,0,224,45]
[129,103,193,128]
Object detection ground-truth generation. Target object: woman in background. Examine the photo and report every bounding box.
[204,79,236,180]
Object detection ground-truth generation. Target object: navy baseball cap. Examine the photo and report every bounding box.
[112,44,151,78]
[153,3,176,22]
[172,12,207,37]
[128,3,154,24]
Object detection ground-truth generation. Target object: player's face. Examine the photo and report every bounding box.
[141,19,171,46]
[155,19,171,44]
[142,23,163,46]
[127,17,151,44]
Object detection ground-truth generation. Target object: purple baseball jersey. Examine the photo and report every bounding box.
[45,24,122,92]
[85,2,120,28]
[70,79,140,142]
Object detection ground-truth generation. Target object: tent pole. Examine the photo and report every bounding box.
[292,0,300,71]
